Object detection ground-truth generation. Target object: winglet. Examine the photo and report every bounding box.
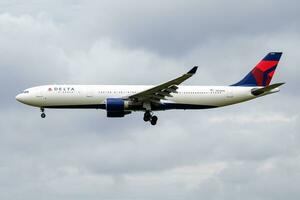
[187,66,198,75]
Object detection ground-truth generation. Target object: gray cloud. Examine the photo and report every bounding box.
[0,0,300,200]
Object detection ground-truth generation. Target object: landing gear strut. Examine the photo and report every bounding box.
[143,111,158,125]
[40,108,46,118]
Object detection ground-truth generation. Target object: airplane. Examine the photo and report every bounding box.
[16,52,284,125]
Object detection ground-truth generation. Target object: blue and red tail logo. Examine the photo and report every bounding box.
[232,52,282,86]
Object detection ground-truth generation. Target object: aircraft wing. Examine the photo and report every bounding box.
[128,66,198,103]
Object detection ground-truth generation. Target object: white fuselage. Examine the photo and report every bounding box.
[15,85,278,110]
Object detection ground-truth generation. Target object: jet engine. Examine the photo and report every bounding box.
[106,98,131,117]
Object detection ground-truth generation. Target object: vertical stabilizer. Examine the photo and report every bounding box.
[232,52,282,86]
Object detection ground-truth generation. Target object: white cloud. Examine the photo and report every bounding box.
[66,38,182,84]
[209,113,298,124]
[1,1,300,200]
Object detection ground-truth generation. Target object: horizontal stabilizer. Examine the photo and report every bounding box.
[251,82,285,96]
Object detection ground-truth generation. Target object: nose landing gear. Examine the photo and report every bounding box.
[40,108,46,118]
[143,111,158,125]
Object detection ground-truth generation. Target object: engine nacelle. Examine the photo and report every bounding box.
[106,98,131,118]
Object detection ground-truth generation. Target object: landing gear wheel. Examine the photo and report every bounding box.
[150,116,158,125]
[40,108,46,118]
[143,111,151,122]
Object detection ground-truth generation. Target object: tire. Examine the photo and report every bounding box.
[41,113,46,118]
[144,111,151,122]
[144,116,150,122]
[151,116,158,125]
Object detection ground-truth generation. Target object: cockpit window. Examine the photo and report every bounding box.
[23,90,29,94]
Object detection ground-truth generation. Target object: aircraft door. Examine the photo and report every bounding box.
[36,88,45,99]
[86,88,95,98]
[226,89,234,98]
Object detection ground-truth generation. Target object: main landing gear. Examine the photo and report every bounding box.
[40,108,46,118]
[143,111,158,125]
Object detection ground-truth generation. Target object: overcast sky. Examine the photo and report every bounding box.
[0,0,300,199]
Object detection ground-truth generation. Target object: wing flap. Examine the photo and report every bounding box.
[156,91,173,97]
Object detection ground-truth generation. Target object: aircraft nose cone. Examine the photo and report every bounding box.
[16,94,23,102]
